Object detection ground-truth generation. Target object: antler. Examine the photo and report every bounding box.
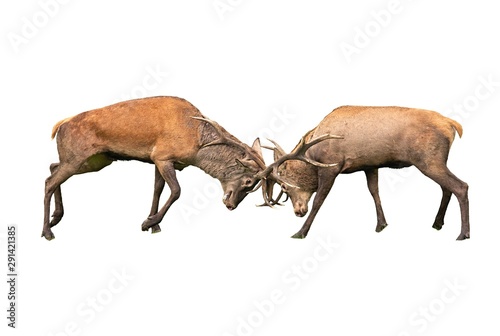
[262,139,286,161]
[192,116,266,169]
[256,133,343,180]
[257,133,343,207]
[192,117,242,149]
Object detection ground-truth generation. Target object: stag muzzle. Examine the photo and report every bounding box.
[223,191,236,210]
[294,202,308,217]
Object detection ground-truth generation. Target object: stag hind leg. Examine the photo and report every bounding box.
[432,186,452,230]
[49,163,64,228]
[365,169,388,232]
[291,166,340,239]
[417,163,469,240]
[147,166,165,234]
[141,160,180,232]
[43,162,82,241]
[42,154,114,241]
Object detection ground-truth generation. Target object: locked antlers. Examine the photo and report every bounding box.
[258,133,343,206]
[257,133,343,180]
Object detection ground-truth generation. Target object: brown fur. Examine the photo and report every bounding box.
[51,116,75,139]
[273,106,470,240]
[42,96,265,240]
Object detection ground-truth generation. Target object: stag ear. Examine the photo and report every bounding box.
[235,158,255,171]
[251,138,263,159]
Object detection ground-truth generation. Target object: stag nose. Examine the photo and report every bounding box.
[295,210,306,217]
[294,203,308,217]
[223,192,235,210]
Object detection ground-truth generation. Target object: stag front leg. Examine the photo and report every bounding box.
[365,169,388,232]
[141,161,181,232]
[147,166,166,234]
[291,167,339,239]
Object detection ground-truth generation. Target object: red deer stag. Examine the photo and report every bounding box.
[260,106,470,241]
[43,96,268,240]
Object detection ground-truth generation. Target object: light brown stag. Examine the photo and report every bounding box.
[43,96,269,240]
[261,106,470,241]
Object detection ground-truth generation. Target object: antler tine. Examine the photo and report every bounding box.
[192,116,267,169]
[192,117,231,148]
[266,138,286,157]
[259,179,275,207]
[256,133,342,180]
[256,178,280,207]
[192,116,245,150]
[191,116,223,131]
[269,188,286,206]
[247,180,262,194]
[292,134,343,157]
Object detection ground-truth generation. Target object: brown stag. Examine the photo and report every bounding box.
[261,106,470,241]
[43,96,268,240]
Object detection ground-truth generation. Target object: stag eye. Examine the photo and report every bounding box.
[281,183,288,192]
[244,178,253,187]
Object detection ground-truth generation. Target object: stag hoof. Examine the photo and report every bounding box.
[50,211,63,228]
[291,231,307,239]
[41,229,55,241]
[141,217,158,232]
[151,224,161,234]
[432,222,443,231]
[456,232,470,241]
[375,222,388,233]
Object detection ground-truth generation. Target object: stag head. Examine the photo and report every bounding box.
[220,152,264,210]
[257,132,343,214]
[193,117,266,210]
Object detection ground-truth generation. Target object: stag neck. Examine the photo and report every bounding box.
[194,144,246,181]
[193,117,265,181]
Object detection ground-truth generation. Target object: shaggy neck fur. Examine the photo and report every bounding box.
[196,146,247,181]
[194,122,260,181]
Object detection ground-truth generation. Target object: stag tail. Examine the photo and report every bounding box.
[51,116,75,139]
[448,118,463,138]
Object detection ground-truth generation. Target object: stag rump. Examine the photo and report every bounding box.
[43,96,268,241]
[261,106,470,241]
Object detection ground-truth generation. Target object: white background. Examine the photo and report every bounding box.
[1,1,499,335]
